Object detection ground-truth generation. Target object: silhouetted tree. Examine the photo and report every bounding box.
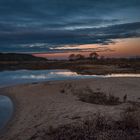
[89,52,99,60]
[69,54,76,61]
[75,54,85,60]
[69,54,85,60]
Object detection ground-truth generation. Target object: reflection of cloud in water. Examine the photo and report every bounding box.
[50,71,78,76]
[16,72,140,80]
[0,70,140,88]
[106,74,140,77]
[13,71,78,79]
[18,75,48,79]
[0,95,13,130]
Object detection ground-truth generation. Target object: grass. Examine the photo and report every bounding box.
[46,109,140,140]
[28,89,140,140]
[76,87,121,105]
[119,102,140,130]
[45,87,140,140]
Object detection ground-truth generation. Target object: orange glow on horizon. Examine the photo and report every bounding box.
[33,38,140,59]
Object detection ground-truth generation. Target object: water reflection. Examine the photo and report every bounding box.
[0,69,140,87]
[50,71,78,76]
[16,71,78,79]
[106,74,140,77]
[0,95,13,130]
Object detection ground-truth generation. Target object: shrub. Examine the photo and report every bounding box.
[118,103,140,130]
[47,111,140,140]
[77,87,121,105]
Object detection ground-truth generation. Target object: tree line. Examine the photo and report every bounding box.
[69,52,100,61]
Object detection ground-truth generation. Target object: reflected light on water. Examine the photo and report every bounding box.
[13,71,79,79]
[106,74,140,77]
[0,95,13,130]
[50,71,78,76]
[0,70,140,88]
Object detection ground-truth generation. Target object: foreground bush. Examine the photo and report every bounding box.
[47,111,140,140]
[28,104,140,140]
[77,87,121,105]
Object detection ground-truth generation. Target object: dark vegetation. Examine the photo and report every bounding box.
[29,104,140,140]
[77,87,121,105]
[48,113,140,140]
[0,53,140,74]
[61,85,121,105]
[49,86,140,140]
[28,85,140,140]
[0,53,46,61]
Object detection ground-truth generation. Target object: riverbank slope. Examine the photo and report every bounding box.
[0,78,140,140]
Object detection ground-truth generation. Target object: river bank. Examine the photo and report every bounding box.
[0,77,140,140]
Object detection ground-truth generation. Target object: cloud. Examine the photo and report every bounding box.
[0,22,140,43]
[0,0,140,52]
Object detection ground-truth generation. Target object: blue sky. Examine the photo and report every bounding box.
[0,0,140,53]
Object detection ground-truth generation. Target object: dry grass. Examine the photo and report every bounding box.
[119,102,140,130]
[27,101,140,140]
[46,109,140,140]
[43,87,140,140]
[76,87,121,105]
[60,86,121,105]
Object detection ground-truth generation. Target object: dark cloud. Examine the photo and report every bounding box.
[0,0,140,52]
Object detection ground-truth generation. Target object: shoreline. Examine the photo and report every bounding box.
[0,67,140,75]
[0,58,140,75]
[0,77,140,139]
[0,89,18,135]
[0,70,140,90]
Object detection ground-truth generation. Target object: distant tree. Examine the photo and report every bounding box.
[69,54,76,61]
[69,54,85,60]
[75,54,85,60]
[89,52,99,60]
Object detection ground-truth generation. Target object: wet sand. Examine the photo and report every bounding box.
[0,77,140,140]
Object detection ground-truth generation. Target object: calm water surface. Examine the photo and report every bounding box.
[0,95,13,130]
[0,69,140,87]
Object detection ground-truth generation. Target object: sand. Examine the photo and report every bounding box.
[0,77,140,140]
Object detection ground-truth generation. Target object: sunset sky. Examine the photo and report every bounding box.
[0,0,140,59]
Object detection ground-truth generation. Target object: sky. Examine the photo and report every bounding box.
[0,0,140,58]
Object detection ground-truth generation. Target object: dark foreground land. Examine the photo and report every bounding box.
[0,53,140,140]
[0,78,140,140]
[0,53,140,75]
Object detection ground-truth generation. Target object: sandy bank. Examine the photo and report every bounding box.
[0,77,140,140]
